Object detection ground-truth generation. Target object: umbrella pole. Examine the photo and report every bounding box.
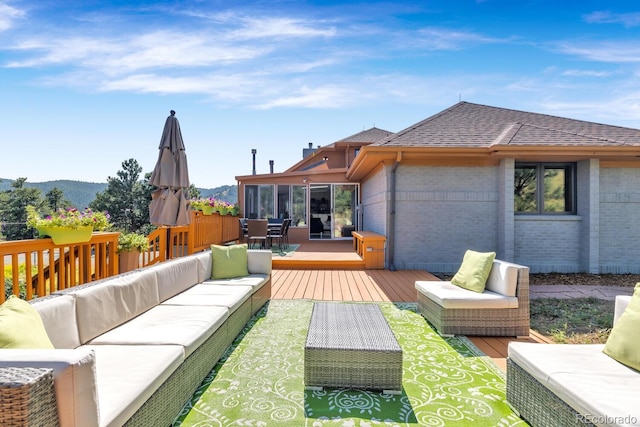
[165,227,171,260]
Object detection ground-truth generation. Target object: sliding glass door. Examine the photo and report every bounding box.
[309,184,358,239]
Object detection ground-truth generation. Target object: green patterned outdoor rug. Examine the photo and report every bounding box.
[172,300,528,427]
[271,243,299,257]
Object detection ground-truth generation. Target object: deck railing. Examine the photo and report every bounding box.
[0,232,119,303]
[1,211,241,303]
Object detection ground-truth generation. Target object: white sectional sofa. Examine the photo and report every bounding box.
[0,248,272,427]
[507,295,640,427]
[415,258,530,337]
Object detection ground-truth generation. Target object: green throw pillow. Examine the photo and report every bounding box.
[603,283,640,371]
[211,244,249,280]
[450,250,496,293]
[0,295,54,349]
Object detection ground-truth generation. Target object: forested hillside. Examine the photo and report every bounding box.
[0,179,237,208]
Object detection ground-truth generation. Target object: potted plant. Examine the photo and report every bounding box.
[117,232,150,273]
[26,205,112,245]
[215,199,232,215]
[190,198,216,215]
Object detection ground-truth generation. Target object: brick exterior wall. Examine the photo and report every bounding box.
[599,167,640,273]
[360,160,640,273]
[514,216,582,272]
[392,165,499,272]
[361,167,388,236]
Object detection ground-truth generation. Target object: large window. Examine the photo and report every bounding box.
[244,185,274,219]
[514,163,576,214]
[245,184,306,225]
[277,185,307,226]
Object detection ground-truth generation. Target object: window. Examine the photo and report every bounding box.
[291,185,307,226]
[276,185,307,226]
[244,185,274,219]
[514,163,576,214]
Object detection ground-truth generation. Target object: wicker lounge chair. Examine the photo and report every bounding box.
[415,259,530,337]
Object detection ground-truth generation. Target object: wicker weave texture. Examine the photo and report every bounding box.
[251,279,271,315]
[417,266,530,337]
[0,367,60,427]
[226,298,252,343]
[124,318,231,427]
[304,302,402,392]
[506,359,595,427]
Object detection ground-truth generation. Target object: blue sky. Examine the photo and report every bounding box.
[2,1,640,189]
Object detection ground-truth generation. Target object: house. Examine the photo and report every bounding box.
[237,102,640,273]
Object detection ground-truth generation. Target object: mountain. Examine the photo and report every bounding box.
[0,178,237,208]
[0,179,107,209]
[199,185,237,203]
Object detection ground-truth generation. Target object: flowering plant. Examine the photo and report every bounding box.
[189,198,215,210]
[26,205,112,231]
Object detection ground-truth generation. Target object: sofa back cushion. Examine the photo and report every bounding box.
[485,260,519,297]
[32,295,81,349]
[247,249,273,275]
[151,256,200,302]
[195,250,213,283]
[72,269,159,344]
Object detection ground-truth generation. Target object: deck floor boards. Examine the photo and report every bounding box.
[270,242,548,371]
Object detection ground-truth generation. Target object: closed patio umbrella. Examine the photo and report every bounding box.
[149,110,191,226]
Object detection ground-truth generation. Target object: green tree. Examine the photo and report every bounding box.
[188,183,201,199]
[45,187,71,211]
[0,178,46,241]
[90,159,154,233]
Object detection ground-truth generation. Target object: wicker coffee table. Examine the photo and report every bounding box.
[304,302,402,394]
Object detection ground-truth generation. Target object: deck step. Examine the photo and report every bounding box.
[272,259,366,270]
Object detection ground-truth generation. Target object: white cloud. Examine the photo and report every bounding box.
[562,69,613,77]
[229,16,337,40]
[99,73,264,101]
[556,41,640,63]
[254,85,358,109]
[414,27,507,50]
[7,31,269,73]
[584,11,640,27]
[0,2,25,31]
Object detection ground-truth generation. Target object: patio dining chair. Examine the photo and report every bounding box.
[269,218,290,250]
[238,218,248,243]
[246,219,268,249]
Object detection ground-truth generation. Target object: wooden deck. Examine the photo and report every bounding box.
[271,241,549,371]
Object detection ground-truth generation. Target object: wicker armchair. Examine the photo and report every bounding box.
[416,259,530,337]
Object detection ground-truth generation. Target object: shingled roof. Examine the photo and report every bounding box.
[337,127,394,143]
[373,102,640,148]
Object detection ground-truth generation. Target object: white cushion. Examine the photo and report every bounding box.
[202,274,269,292]
[162,284,252,312]
[485,260,519,297]
[416,281,518,309]
[247,250,272,275]
[71,269,160,344]
[615,295,632,325]
[194,250,213,284]
[509,342,640,425]
[88,305,228,357]
[0,347,99,427]
[85,344,183,427]
[32,295,81,349]
[148,256,199,302]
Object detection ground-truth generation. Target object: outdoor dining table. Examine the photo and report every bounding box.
[241,221,283,248]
